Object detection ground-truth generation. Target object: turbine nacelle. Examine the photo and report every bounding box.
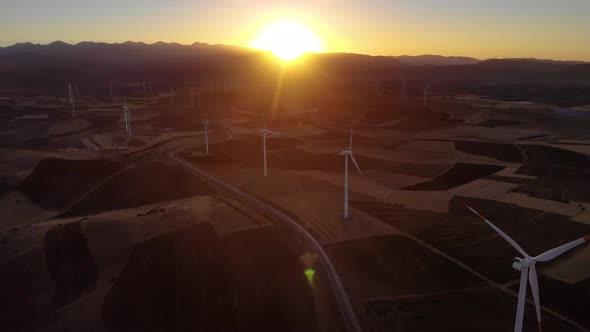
[259,128,279,137]
[512,257,533,271]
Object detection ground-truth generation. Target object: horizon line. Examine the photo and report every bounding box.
[1,40,589,64]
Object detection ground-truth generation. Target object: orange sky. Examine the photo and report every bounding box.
[1,0,589,61]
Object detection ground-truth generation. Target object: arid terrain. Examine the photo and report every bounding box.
[2,68,590,332]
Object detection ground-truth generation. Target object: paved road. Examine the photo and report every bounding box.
[169,147,363,332]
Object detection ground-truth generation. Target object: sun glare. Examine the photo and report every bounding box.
[251,20,324,61]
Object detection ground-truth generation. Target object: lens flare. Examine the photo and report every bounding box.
[305,268,316,284]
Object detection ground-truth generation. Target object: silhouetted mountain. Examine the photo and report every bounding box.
[0,41,589,106]
[494,58,588,66]
[301,52,403,77]
[0,41,256,65]
[475,58,570,72]
[554,64,590,80]
[393,55,480,66]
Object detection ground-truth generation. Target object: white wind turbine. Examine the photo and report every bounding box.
[68,82,76,117]
[467,206,590,332]
[339,129,363,220]
[202,112,210,155]
[401,79,405,101]
[375,80,382,97]
[259,116,280,177]
[122,97,132,136]
[191,88,195,109]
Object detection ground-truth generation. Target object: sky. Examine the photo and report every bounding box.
[1,0,589,61]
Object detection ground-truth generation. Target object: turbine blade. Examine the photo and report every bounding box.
[350,153,363,175]
[528,264,542,332]
[466,206,529,258]
[349,128,353,150]
[515,268,529,332]
[534,236,589,262]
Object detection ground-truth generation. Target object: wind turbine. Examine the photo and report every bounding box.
[467,206,590,332]
[375,80,382,97]
[423,84,429,107]
[259,116,280,177]
[339,129,363,220]
[401,79,405,101]
[68,82,76,117]
[202,112,210,155]
[190,88,195,109]
[122,97,132,136]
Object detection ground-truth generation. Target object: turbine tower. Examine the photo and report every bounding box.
[202,112,210,155]
[401,79,405,101]
[338,129,363,220]
[191,88,195,109]
[468,206,590,332]
[423,84,429,107]
[375,80,382,97]
[122,97,132,136]
[259,116,279,177]
[68,82,76,118]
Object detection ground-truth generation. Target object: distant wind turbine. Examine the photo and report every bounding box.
[122,97,132,136]
[423,84,429,107]
[191,88,195,109]
[467,206,590,332]
[401,79,405,101]
[202,112,210,155]
[68,83,76,118]
[375,80,381,97]
[338,129,363,220]
[259,116,280,177]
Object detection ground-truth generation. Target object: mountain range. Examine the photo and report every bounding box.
[0,41,589,106]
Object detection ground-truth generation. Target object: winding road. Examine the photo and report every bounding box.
[169,147,363,332]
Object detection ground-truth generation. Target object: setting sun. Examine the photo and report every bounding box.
[251,20,324,61]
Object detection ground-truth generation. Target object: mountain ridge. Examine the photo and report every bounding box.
[1,41,588,65]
